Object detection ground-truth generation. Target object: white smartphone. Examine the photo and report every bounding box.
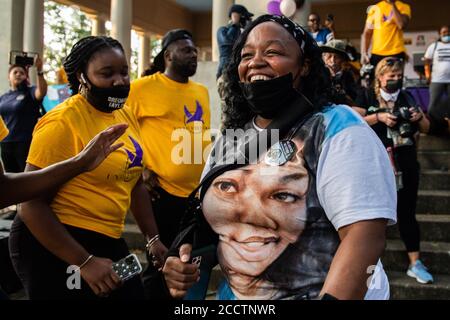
[112,254,143,281]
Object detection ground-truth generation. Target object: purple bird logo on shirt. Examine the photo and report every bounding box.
[382,10,394,22]
[125,136,143,169]
[184,101,204,125]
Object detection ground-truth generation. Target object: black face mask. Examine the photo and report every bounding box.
[81,74,130,113]
[386,79,403,93]
[239,73,299,119]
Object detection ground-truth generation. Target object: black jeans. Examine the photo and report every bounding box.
[142,187,188,299]
[370,52,406,68]
[396,148,421,253]
[0,141,31,173]
[9,216,145,300]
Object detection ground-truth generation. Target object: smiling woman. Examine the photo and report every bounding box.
[8,36,166,300]
[162,15,397,301]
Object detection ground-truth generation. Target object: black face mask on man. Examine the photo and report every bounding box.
[80,73,130,113]
[239,73,299,119]
[385,79,403,93]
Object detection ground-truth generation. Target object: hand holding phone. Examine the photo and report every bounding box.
[112,254,143,281]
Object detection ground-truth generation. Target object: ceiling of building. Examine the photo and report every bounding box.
[173,0,212,12]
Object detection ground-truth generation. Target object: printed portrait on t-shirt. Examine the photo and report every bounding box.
[201,111,341,300]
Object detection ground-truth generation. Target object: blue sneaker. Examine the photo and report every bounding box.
[407,260,434,284]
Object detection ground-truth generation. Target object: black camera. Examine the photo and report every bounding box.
[391,106,419,137]
[9,51,38,67]
[239,16,251,28]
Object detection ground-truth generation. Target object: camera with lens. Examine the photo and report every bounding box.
[239,15,251,28]
[391,106,420,138]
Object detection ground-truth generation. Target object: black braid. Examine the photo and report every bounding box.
[63,36,124,95]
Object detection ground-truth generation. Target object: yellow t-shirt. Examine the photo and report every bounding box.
[366,1,411,56]
[0,117,9,141]
[27,94,145,239]
[127,72,211,197]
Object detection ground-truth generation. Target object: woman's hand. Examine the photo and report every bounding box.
[409,107,424,123]
[80,256,122,297]
[378,112,398,127]
[162,244,200,299]
[149,240,168,270]
[75,123,128,172]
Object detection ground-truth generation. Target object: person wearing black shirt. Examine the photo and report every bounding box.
[0,57,47,172]
[321,40,364,114]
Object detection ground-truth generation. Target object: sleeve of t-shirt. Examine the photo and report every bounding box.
[316,125,397,230]
[326,29,334,43]
[424,43,435,60]
[27,115,79,169]
[399,3,411,18]
[365,5,376,28]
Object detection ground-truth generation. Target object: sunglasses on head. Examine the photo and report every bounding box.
[385,57,403,66]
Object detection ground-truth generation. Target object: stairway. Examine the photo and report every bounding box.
[383,134,450,300]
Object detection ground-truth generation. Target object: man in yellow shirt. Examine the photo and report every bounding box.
[362,0,411,67]
[126,29,210,296]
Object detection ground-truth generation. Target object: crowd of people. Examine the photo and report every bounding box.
[0,0,448,300]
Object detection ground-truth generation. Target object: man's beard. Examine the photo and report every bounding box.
[172,59,197,78]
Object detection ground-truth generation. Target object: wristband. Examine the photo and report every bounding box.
[78,254,94,270]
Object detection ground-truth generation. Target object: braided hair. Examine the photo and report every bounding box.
[63,36,124,95]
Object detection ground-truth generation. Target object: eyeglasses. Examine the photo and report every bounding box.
[309,18,319,22]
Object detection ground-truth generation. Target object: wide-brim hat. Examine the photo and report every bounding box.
[320,39,351,61]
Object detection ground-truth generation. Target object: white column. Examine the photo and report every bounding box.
[0,0,25,92]
[110,0,132,60]
[212,0,234,62]
[293,0,312,28]
[90,14,106,36]
[11,0,25,51]
[23,0,44,84]
[138,32,151,77]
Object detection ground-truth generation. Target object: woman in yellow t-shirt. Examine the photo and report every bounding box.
[9,36,167,300]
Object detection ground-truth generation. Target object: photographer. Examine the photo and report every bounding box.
[356,57,434,285]
[0,55,47,173]
[321,40,361,104]
[216,4,253,80]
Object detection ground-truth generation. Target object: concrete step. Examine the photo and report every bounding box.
[416,190,450,214]
[388,271,450,300]
[417,151,450,171]
[419,170,450,190]
[123,224,146,250]
[417,134,450,151]
[382,240,450,275]
[387,215,450,242]
[125,212,136,225]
